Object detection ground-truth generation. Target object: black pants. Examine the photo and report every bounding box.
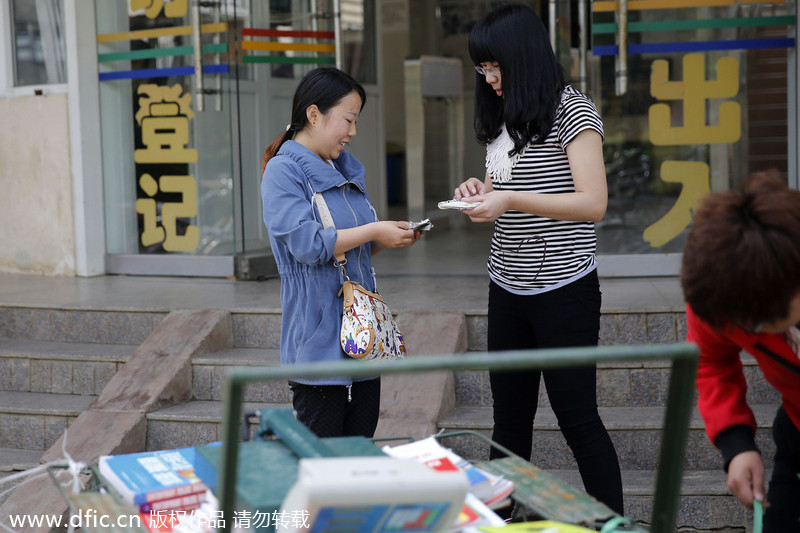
[487,272,624,515]
[289,378,381,438]
[764,405,800,532]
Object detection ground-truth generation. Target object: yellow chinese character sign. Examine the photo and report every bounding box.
[134,84,199,253]
[136,174,199,252]
[129,0,187,19]
[643,161,710,248]
[645,53,742,248]
[649,53,740,146]
[135,84,197,164]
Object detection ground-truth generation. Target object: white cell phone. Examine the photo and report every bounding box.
[409,218,433,232]
[438,199,479,210]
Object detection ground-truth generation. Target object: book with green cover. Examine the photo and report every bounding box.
[194,437,385,531]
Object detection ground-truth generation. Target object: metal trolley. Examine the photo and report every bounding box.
[216,343,699,532]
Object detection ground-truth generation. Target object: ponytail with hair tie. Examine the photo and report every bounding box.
[261,125,297,176]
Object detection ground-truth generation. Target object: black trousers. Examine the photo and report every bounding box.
[289,378,381,438]
[487,272,624,515]
[764,405,800,532]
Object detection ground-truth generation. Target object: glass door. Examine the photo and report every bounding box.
[96,0,239,276]
[96,0,380,278]
[235,0,381,275]
[236,0,347,275]
[587,0,795,275]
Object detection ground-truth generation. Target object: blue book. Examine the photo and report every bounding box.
[98,447,207,507]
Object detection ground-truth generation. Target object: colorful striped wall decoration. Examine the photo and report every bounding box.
[96,23,229,82]
[591,2,794,56]
[592,15,795,34]
[593,0,785,12]
[241,28,336,65]
[593,38,794,56]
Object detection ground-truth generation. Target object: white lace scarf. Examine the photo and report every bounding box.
[486,124,526,183]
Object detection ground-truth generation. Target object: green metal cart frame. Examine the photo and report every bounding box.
[217,343,699,532]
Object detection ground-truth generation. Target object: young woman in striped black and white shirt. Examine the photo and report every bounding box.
[453,3,623,515]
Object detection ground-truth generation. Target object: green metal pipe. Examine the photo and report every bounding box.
[218,343,699,532]
[225,344,696,384]
[649,357,698,533]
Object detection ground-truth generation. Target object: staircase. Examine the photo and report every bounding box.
[0,308,288,479]
[0,299,777,532]
[0,309,160,504]
[146,343,287,450]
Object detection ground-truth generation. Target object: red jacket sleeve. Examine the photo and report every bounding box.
[686,305,758,447]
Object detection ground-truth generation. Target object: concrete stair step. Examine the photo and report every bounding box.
[453,353,778,409]
[0,339,134,395]
[0,447,42,472]
[0,448,43,508]
[0,308,166,345]
[465,310,688,352]
[0,307,283,350]
[193,347,281,366]
[145,400,291,451]
[2,305,692,354]
[437,404,778,471]
[230,312,282,349]
[191,348,287,402]
[0,391,95,450]
[0,339,135,361]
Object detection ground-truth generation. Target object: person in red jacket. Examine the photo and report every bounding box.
[681,170,800,531]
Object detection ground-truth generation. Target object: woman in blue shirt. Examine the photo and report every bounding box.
[261,67,420,438]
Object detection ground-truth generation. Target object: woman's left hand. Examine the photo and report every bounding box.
[465,191,509,222]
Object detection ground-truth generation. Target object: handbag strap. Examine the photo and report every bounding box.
[309,182,347,265]
[310,182,380,293]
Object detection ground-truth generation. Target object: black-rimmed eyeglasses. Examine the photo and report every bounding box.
[474,65,500,76]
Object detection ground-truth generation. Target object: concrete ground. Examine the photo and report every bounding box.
[0,221,684,317]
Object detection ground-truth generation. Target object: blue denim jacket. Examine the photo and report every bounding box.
[261,140,378,385]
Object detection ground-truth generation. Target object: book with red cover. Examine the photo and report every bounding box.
[382,437,514,508]
[138,491,205,513]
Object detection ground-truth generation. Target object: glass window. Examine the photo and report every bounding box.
[256,0,375,83]
[591,2,794,254]
[97,0,237,257]
[341,0,377,84]
[11,0,67,86]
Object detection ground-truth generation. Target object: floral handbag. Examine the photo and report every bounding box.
[338,279,406,360]
[311,186,407,361]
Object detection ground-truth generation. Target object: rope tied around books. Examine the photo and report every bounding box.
[0,429,86,533]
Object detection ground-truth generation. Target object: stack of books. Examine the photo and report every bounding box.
[382,437,514,531]
[98,447,208,515]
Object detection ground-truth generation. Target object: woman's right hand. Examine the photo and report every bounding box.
[455,177,489,199]
[335,221,417,257]
[726,450,767,509]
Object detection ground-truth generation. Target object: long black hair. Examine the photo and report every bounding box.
[469,3,565,155]
[261,67,366,174]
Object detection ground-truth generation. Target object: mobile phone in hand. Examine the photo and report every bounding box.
[409,218,433,232]
[438,199,478,210]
